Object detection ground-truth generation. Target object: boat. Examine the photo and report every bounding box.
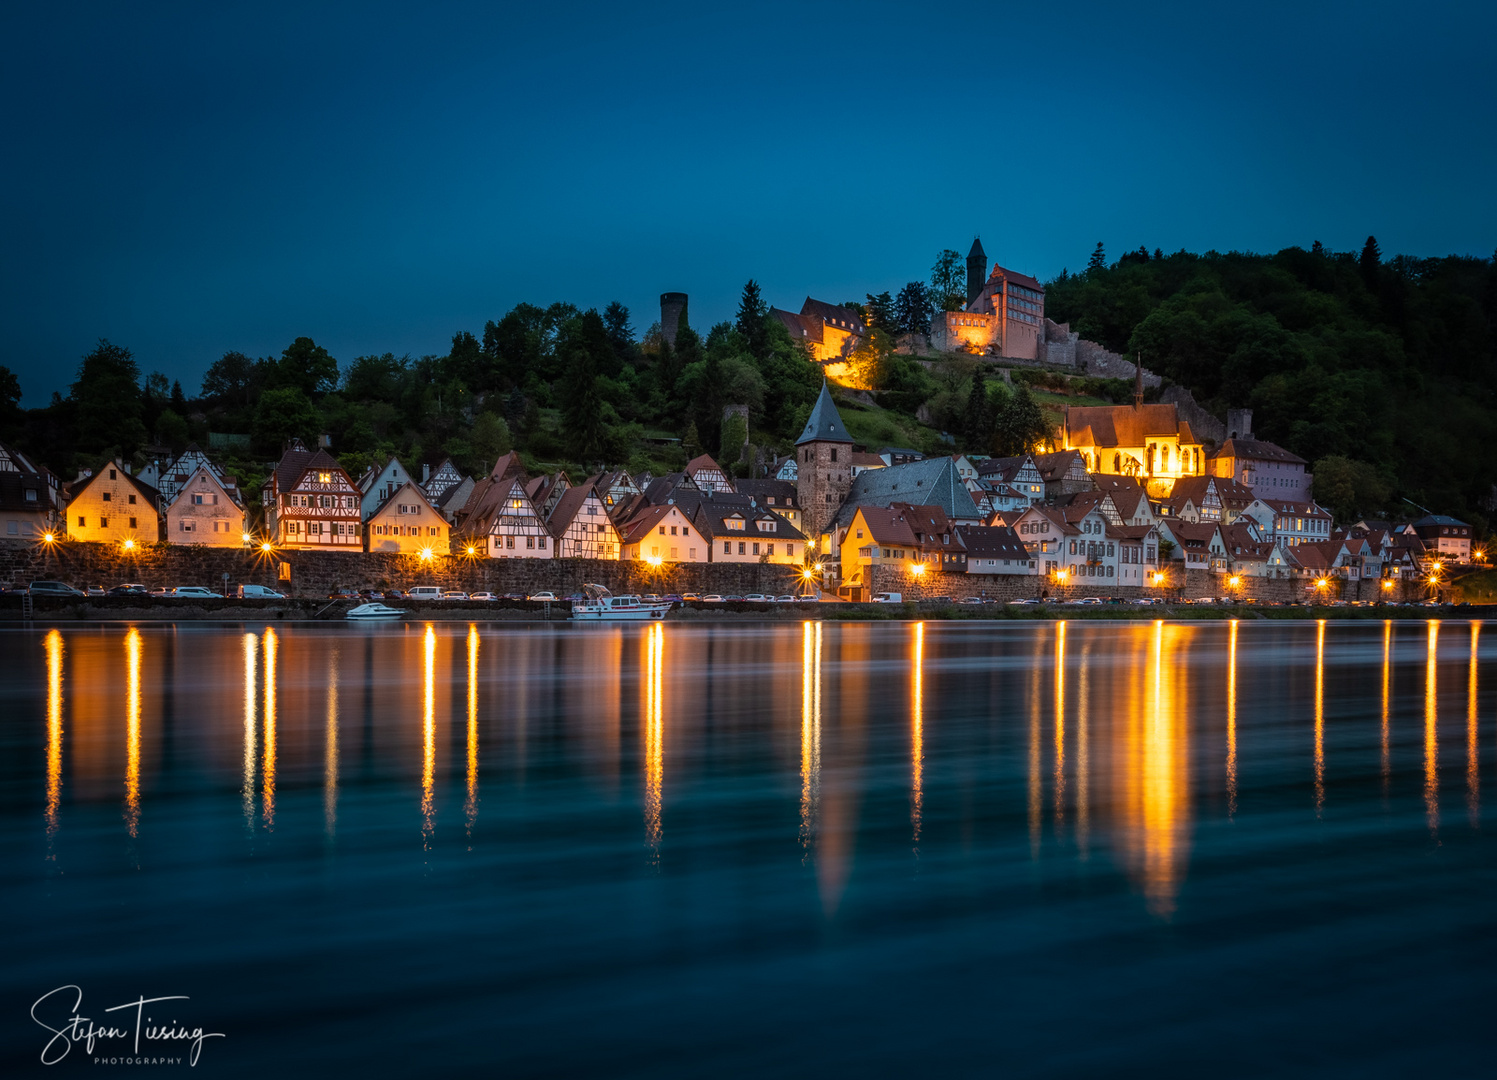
[571,583,672,621]
[345,602,408,620]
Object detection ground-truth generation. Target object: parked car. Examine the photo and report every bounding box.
[108,583,150,596]
[774,595,795,603]
[357,589,384,600]
[408,586,443,600]
[149,586,170,597]
[385,588,408,599]
[680,593,701,601]
[236,584,285,599]
[724,595,744,602]
[327,588,359,599]
[795,593,820,603]
[167,586,225,599]
[960,597,986,605]
[743,593,769,603]
[85,585,107,597]
[663,595,683,604]
[441,590,469,600]
[501,593,525,600]
[528,591,558,602]
[870,592,902,603]
[28,581,86,597]
[700,594,724,602]
[469,591,498,601]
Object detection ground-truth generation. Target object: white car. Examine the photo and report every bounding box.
[774,595,795,603]
[469,591,498,601]
[528,591,558,602]
[168,586,224,599]
[441,590,468,600]
[743,593,769,603]
[700,594,724,603]
[408,586,442,600]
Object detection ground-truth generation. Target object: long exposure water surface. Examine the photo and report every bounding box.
[2,619,1494,1076]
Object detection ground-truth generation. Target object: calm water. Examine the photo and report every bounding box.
[2,619,1494,1076]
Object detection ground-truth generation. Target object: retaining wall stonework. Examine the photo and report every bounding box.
[0,540,801,599]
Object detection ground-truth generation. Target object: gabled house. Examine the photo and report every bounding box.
[978,454,1046,503]
[0,441,60,539]
[1110,523,1161,586]
[1159,520,1228,574]
[829,455,983,550]
[685,453,734,494]
[617,503,705,563]
[421,457,468,500]
[548,481,621,559]
[850,452,885,478]
[734,478,803,534]
[454,452,555,558]
[142,444,233,511]
[592,469,643,513]
[1008,505,1066,575]
[694,502,806,564]
[166,465,246,546]
[366,481,449,554]
[1408,515,1472,564]
[774,456,799,482]
[1209,413,1313,501]
[358,456,418,520]
[1033,449,1094,499]
[1264,499,1334,546]
[955,524,1034,575]
[1062,398,1206,496]
[429,475,475,524]
[1093,475,1156,527]
[263,441,363,550]
[839,507,922,596]
[66,460,161,545]
[890,503,966,573]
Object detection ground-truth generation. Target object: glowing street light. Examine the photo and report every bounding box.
[1228,575,1241,588]
[466,545,477,556]
[419,547,434,562]
[241,532,252,544]
[644,555,663,567]
[260,542,273,554]
[122,538,135,552]
[909,562,926,577]
[41,531,56,544]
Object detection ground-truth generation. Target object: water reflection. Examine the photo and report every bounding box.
[45,629,64,853]
[125,626,142,838]
[242,632,257,829]
[466,625,479,842]
[422,624,436,849]
[800,621,821,858]
[911,622,924,849]
[1226,620,1238,819]
[1468,622,1480,826]
[1313,620,1325,815]
[1076,641,1091,855]
[643,622,664,863]
[1382,621,1393,796]
[263,628,278,831]
[1028,632,1043,858]
[325,644,339,840]
[1054,621,1066,824]
[1426,621,1439,834]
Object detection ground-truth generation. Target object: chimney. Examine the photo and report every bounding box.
[422,463,431,483]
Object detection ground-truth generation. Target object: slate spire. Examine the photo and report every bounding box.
[796,381,853,446]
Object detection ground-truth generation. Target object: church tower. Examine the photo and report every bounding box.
[796,381,854,543]
[966,236,987,305]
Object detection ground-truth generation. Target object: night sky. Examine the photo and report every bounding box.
[2,1,1493,404]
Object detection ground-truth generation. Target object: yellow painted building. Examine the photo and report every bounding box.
[365,480,450,554]
[1062,402,1205,498]
[65,460,161,546]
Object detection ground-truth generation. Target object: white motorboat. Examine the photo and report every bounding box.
[345,602,408,620]
[571,584,671,621]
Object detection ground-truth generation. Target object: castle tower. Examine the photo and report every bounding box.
[660,292,688,348]
[796,381,854,542]
[966,237,987,305]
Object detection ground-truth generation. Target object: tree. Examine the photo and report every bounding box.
[735,280,769,359]
[1313,455,1391,521]
[0,364,22,438]
[268,337,339,397]
[1359,235,1382,291]
[894,281,933,335]
[154,408,189,451]
[682,421,702,459]
[170,379,187,415]
[719,410,748,465]
[470,411,512,467]
[962,373,993,448]
[200,350,259,407]
[447,330,484,389]
[864,291,896,333]
[71,339,147,455]
[560,346,605,464]
[994,384,1048,456]
[930,249,966,312]
[1086,242,1107,274]
[253,387,318,451]
[603,301,635,370]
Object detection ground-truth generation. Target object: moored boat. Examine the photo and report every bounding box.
[571,583,671,621]
[345,602,408,620]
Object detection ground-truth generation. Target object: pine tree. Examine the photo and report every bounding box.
[560,345,605,464]
[995,384,1047,456]
[1360,235,1382,291]
[1086,242,1107,274]
[735,280,768,359]
[962,373,991,448]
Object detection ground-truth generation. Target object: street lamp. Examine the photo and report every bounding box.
[419,547,434,562]
[122,538,135,552]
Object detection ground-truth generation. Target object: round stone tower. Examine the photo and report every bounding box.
[660,292,688,348]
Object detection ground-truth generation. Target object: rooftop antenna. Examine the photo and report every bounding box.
[1133,353,1144,408]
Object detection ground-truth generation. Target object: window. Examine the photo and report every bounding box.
[659,526,666,535]
[526,536,535,549]
[670,526,678,535]
[538,536,546,548]
[752,543,760,555]
[766,544,774,555]
[101,517,109,528]
[78,515,85,526]
[724,542,731,554]
[506,536,515,549]
[103,492,112,502]
[128,494,136,504]
[129,517,137,528]
[830,449,838,463]
[738,542,746,555]
[109,469,117,480]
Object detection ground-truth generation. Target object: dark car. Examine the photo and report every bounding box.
[501,593,525,601]
[328,589,358,599]
[27,581,85,597]
[107,583,150,596]
[385,588,407,599]
[358,589,385,600]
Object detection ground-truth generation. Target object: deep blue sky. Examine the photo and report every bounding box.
[3,1,1494,405]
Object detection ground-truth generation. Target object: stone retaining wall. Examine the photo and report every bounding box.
[0,540,801,599]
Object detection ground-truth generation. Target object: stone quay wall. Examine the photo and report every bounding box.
[0,540,802,599]
[865,564,1425,605]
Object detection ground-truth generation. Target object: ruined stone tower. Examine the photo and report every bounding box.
[660,292,687,348]
[966,237,987,305]
[796,381,854,542]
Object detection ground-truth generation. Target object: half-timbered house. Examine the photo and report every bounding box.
[263,440,362,550]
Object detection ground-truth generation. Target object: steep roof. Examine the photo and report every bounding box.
[1034,449,1089,482]
[733,478,799,508]
[69,460,162,506]
[616,503,692,546]
[800,297,866,337]
[992,265,1044,293]
[832,456,980,528]
[956,524,1029,561]
[1412,514,1470,528]
[1064,402,1198,449]
[692,503,806,543]
[771,307,824,344]
[1214,437,1306,465]
[548,481,610,536]
[968,236,986,260]
[796,382,853,446]
[849,506,920,547]
[0,469,48,514]
[370,479,442,521]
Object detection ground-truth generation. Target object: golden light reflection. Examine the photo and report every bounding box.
[45,629,64,851]
[325,644,339,839]
[1076,641,1090,856]
[242,632,257,829]
[1226,620,1238,819]
[262,628,277,831]
[124,626,141,838]
[1425,621,1439,835]
[1028,631,1042,858]
[643,622,664,863]
[466,625,480,841]
[422,624,436,848]
[1054,621,1066,824]
[799,621,822,858]
[911,621,924,848]
[1381,621,1392,797]
[1314,620,1325,816]
[1467,622,1480,826]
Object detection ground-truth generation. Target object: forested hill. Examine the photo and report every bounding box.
[1044,241,1497,527]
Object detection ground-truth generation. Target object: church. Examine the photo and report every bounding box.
[1061,375,1206,499]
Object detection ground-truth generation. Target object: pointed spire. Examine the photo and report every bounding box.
[1134,354,1144,408]
[796,380,853,445]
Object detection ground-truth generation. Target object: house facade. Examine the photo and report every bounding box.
[359,456,418,520]
[618,504,705,563]
[263,441,363,550]
[365,481,450,554]
[0,442,57,539]
[549,482,622,560]
[66,461,161,545]
[165,465,246,546]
